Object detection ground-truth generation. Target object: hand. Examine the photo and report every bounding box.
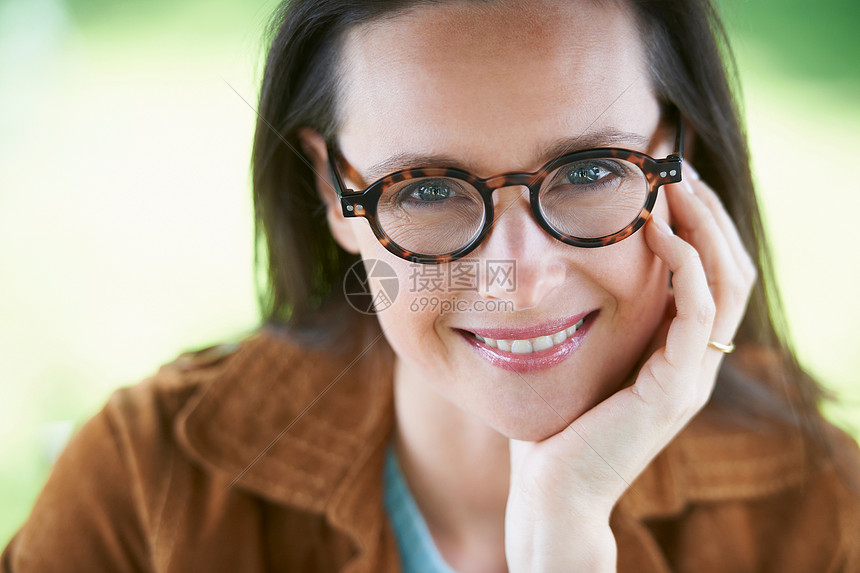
[504,164,758,572]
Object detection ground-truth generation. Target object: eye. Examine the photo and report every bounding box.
[384,177,481,212]
[409,180,455,202]
[564,163,614,185]
[389,178,462,206]
[543,158,630,191]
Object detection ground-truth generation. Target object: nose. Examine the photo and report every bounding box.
[475,185,566,310]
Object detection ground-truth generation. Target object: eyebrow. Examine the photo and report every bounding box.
[360,129,653,183]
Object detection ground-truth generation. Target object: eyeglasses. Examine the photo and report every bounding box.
[326,119,684,264]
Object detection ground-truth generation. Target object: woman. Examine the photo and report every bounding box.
[4,0,859,571]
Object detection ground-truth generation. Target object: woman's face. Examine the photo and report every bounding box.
[321,0,674,440]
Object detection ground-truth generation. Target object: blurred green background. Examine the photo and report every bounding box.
[1,0,858,547]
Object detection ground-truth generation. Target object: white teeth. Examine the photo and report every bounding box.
[532,335,554,352]
[510,339,533,353]
[564,319,585,338]
[472,316,588,354]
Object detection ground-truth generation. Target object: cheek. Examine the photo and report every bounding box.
[607,192,671,313]
[596,231,669,343]
[353,224,456,366]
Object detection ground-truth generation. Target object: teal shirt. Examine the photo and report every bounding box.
[383,445,458,573]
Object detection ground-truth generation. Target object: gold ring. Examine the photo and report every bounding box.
[707,339,735,354]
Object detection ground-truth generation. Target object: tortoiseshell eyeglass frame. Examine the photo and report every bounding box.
[326,117,684,265]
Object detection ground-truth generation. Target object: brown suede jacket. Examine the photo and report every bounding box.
[3,327,860,572]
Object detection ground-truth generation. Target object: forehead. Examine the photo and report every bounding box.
[336,0,660,176]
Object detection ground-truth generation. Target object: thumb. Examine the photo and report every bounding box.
[508,438,535,478]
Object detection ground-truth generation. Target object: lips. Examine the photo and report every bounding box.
[458,311,597,373]
[471,317,585,353]
[465,311,591,341]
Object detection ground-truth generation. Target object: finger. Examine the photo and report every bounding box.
[664,180,748,346]
[643,214,714,372]
[665,179,734,291]
[685,164,758,286]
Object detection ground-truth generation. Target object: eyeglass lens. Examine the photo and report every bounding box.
[375,156,649,256]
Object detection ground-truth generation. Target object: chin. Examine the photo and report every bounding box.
[472,361,637,442]
[479,397,597,442]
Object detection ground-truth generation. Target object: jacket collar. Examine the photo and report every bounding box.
[172,327,810,548]
[174,326,395,567]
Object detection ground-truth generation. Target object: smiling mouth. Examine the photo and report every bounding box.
[468,317,585,353]
[457,311,596,373]
[459,310,597,352]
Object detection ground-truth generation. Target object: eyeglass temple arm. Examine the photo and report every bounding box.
[649,110,684,188]
[670,110,684,161]
[326,142,369,218]
[325,143,348,196]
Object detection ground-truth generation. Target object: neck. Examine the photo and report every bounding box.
[392,357,510,572]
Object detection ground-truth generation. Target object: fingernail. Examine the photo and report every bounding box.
[652,214,673,235]
[685,162,701,181]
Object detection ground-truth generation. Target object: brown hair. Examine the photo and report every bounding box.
[250,0,855,484]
